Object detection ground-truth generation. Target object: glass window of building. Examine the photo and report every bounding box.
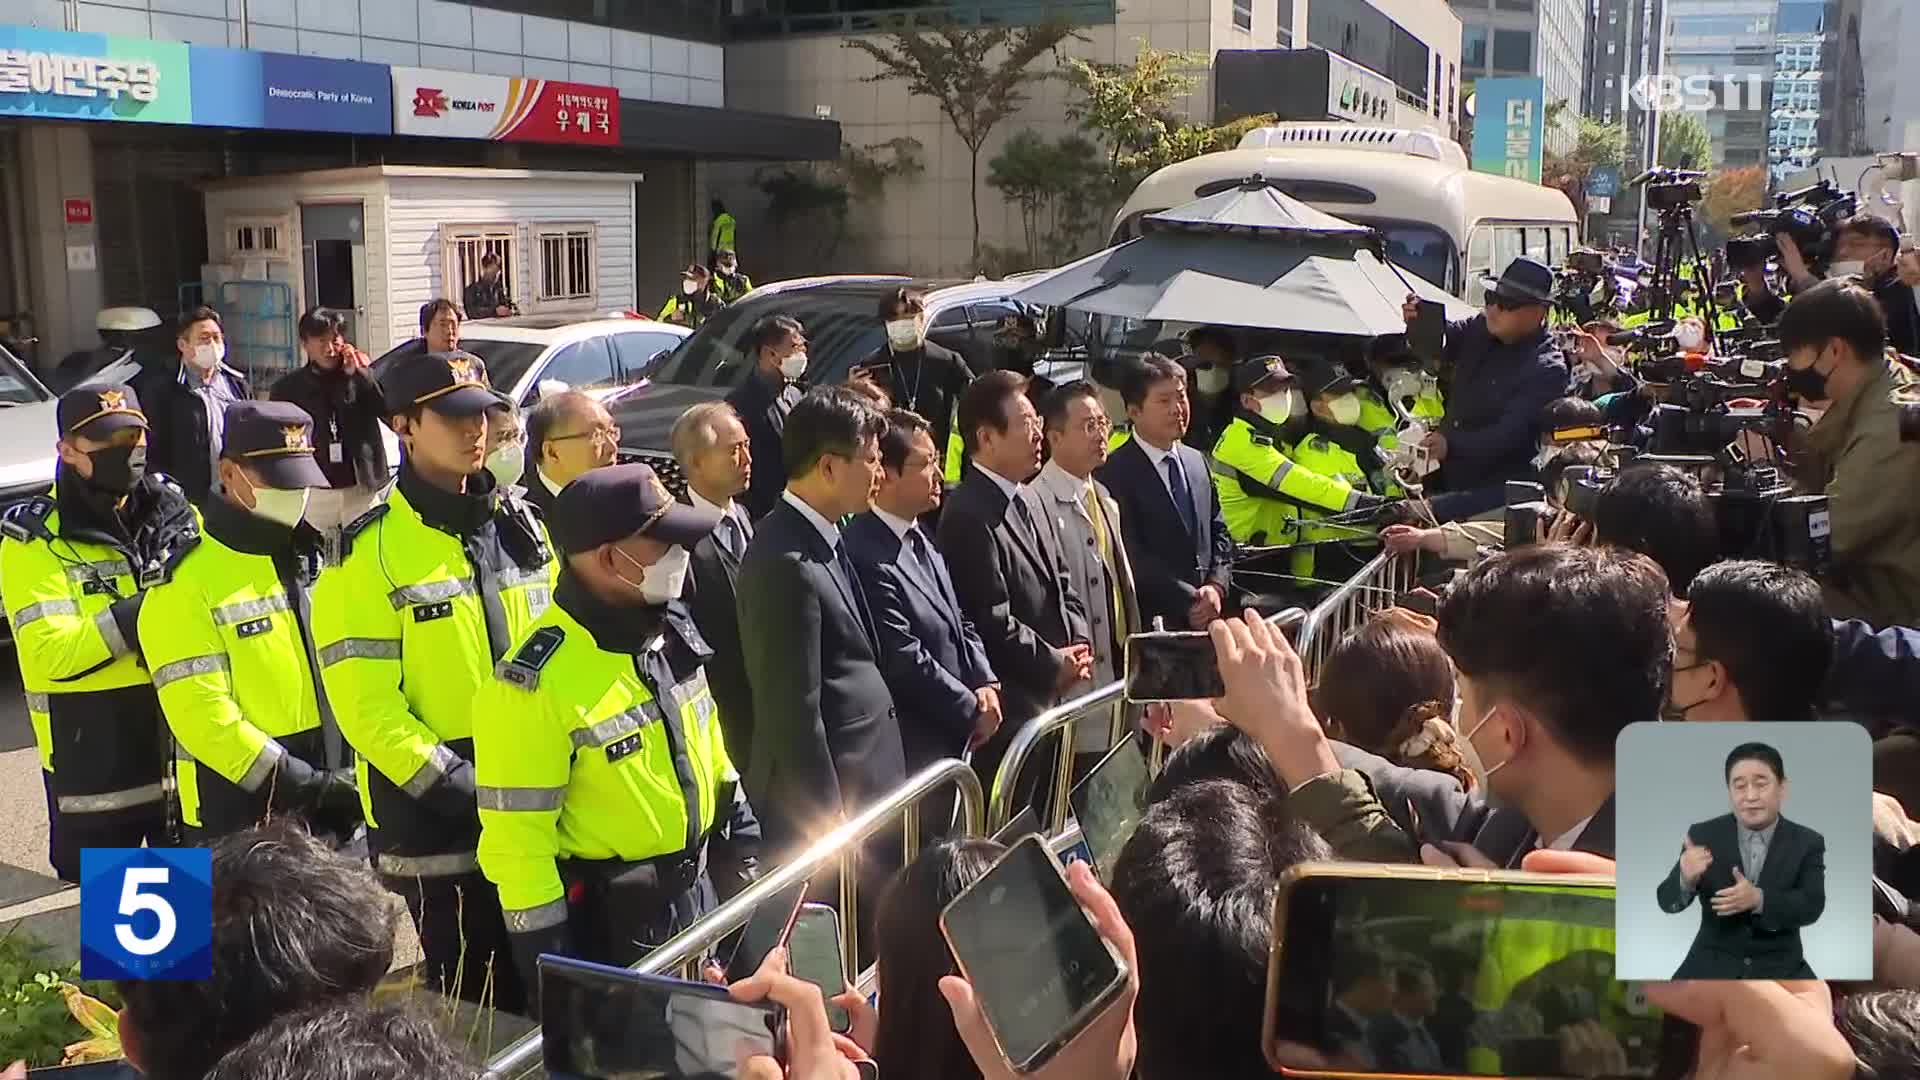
[1233,0,1252,31]
[1464,25,1489,70]
[1492,28,1532,72]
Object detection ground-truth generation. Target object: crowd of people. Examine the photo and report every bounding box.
[6,206,1920,1078]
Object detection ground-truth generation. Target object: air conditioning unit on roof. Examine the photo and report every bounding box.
[1235,123,1468,168]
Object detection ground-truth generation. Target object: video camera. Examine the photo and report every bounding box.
[1629,167,1707,212]
[1646,374,1791,457]
[1706,447,1832,577]
[1726,179,1860,271]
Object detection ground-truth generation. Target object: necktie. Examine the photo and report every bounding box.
[718,509,746,561]
[1746,831,1766,879]
[1164,451,1198,538]
[905,525,933,578]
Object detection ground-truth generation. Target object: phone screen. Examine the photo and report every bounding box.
[1068,739,1151,878]
[941,836,1127,1070]
[788,904,851,1033]
[1267,872,1672,1079]
[540,958,783,1080]
[724,879,808,982]
[1125,630,1224,702]
[1411,299,1446,356]
[993,806,1043,845]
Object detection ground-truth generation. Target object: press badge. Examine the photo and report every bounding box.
[328,443,343,463]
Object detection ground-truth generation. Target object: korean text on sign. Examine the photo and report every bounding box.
[0,50,159,102]
[1503,98,1535,180]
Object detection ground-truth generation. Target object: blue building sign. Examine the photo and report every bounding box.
[189,46,390,135]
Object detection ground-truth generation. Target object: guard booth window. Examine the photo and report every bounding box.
[444,225,517,313]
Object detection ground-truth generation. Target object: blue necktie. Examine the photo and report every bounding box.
[1164,452,1198,538]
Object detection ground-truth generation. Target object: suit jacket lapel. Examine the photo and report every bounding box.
[1755,816,1797,892]
[799,504,866,638]
[993,480,1054,585]
[894,525,957,627]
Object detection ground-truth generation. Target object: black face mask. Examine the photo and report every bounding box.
[86,444,146,495]
[1785,360,1830,403]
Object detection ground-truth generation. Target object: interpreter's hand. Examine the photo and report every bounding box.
[942,861,1138,1080]
[1187,583,1224,629]
[1873,790,1920,850]
[1420,841,1498,869]
[1380,524,1443,556]
[1402,292,1421,327]
[1419,431,1448,463]
[731,947,869,1080]
[831,986,880,1057]
[1142,699,1225,748]
[1711,868,1762,915]
[1210,608,1336,788]
[971,686,1004,750]
[1559,1019,1630,1078]
[1679,835,1714,888]
[1054,644,1095,692]
[1642,979,1853,1080]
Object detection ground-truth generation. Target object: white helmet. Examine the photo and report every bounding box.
[96,307,162,333]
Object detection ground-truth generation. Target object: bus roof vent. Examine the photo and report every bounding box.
[1236,123,1468,169]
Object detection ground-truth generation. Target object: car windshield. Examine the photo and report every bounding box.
[0,345,49,405]
[652,282,911,389]
[371,337,548,393]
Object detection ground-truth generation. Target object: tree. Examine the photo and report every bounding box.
[758,138,924,267]
[986,130,1103,267]
[1660,111,1714,171]
[846,21,1078,267]
[1701,165,1769,241]
[1543,115,1628,237]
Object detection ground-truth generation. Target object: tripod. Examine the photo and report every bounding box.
[1646,201,1726,348]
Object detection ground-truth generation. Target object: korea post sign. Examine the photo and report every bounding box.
[1471,76,1546,184]
[392,67,619,146]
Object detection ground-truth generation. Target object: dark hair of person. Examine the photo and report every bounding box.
[878,287,928,321]
[784,386,886,478]
[526,389,599,459]
[1591,463,1719,594]
[1186,325,1236,357]
[1541,443,1602,504]
[177,304,223,338]
[1833,989,1920,1080]
[1121,352,1186,409]
[479,251,500,269]
[747,313,804,357]
[1393,963,1435,996]
[1724,740,1786,783]
[1686,560,1832,724]
[1842,214,1901,253]
[204,1000,479,1080]
[297,307,345,343]
[1540,395,1603,432]
[1312,615,1456,755]
[1146,724,1281,806]
[871,839,1006,1080]
[115,821,396,1080]
[418,298,460,335]
[1039,379,1102,434]
[1776,278,1888,362]
[879,408,933,474]
[845,375,892,411]
[957,369,1030,454]
[1437,545,1672,761]
[1111,779,1331,1080]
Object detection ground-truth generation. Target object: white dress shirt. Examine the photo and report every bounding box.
[782,489,841,548]
[872,506,917,541]
[536,467,564,500]
[972,462,1023,499]
[1545,813,1597,852]
[688,486,733,518]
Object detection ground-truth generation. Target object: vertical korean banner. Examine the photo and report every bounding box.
[1470,76,1545,184]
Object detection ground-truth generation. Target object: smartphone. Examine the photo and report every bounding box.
[993,805,1044,845]
[1410,299,1446,356]
[723,878,809,982]
[1262,863,1684,1079]
[539,955,785,1080]
[1124,608,1305,704]
[940,834,1130,1073]
[787,903,852,1033]
[1067,738,1151,878]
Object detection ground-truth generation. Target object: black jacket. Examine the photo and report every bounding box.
[724,369,803,522]
[1432,315,1569,496]
[1096,437,1234,631]
[1656,812,1825,980]
[734,498,904,857]
[858,341,973,458]
[134,358,253,503]
[463,275,512,319]
[687,500,756,778]
[270,362,390,490]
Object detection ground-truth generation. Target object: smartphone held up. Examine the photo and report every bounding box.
[1124,608,1305,705]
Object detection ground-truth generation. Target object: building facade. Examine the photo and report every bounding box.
[1451,0,1587,152]
[1662,0,1776,166]
[1858,0,1919,152]
[1581,0,1665,244]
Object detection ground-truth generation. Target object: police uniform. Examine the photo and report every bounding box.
[710,252,754,304]
[474,464,760,1011]
[312,350,555,1015]
[139,400,359,843]
[0,384,194,880]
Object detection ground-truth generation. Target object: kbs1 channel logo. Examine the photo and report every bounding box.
[79,848,213,981]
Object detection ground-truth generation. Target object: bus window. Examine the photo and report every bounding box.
[1522,227,1550,263]
[1375,222,1456,293]
[1465,227,1494,303]
[1493,226,1526,276]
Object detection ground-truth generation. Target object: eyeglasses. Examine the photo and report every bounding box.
[1079,416,1113,437]
[552,424,621,446]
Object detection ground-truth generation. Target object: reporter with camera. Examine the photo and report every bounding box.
[1779,280,1920,627]
[1779,218,1920,356]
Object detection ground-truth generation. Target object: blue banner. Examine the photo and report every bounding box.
[189,46,390,135]
[1588,165,1622,199]
[1470,77,1545,184]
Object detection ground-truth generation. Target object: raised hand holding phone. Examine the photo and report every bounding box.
[729,947,870,1080]
[1209,609,1339,788]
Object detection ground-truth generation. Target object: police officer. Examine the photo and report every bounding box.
[0,384,194,880]
[138,401,360,844]
[474,464,760,1013]
[312,350,555,1015]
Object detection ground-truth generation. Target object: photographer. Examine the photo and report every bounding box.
[1781,218,1920,355]
[1779,280,1920,627]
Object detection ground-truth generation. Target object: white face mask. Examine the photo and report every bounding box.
[682,279,700,296]
[485,441,525,489]
[1257,390,1294,425]
[1829,260,1867,279]
[1194,365,1230,395]
[1674,319,1706,352]
[191,341,225,370]
[885,318,923,350]
[1381,367,1423,404]
[617,544,690,604]
[779,351,808,380]
[1325,393,1362,426]
[250,484,312,529]
[1460,704,1515,809]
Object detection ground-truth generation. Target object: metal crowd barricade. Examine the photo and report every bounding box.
[1293,550,1420,679]
[483,759,985,1080]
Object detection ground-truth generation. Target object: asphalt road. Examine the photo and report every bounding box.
[0,651,53,877]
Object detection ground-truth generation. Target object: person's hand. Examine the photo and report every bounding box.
[1419,431,1448,463]
[831,986,880,1056]
[1679,835,1714,888]
[1380,523,1443,556]
[1402,292,1421,327]
[1873,915,1920,988]
[1559,1019,1630,1078]
[731,947,869,1080]
[1141,698,1225,748]
[1873,790,1920,850]
[1546,509,1594,546]
[495,304,512,318]
[941,861,1138,1080]
[1642,979,1853,1080]
[1187,583,1224,629]
[1522,849,1615,874]
[1054,644,1094,692]
[1898,248,1920,288]
[1570,330,1623,377]
[1866,247,1896,280]
[1711,868,1761,915]
[1209,608,1337,787]
[971,686,1004,750]
[1776,233,1816,289]
[1420,841,1498,869]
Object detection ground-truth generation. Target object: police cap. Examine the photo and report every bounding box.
[220,400,330,489]
[380,350,498,416]
[58,383,147,441]
[1292,357,1356,401]
[549,463,721,555]
[1232,355,1293,396]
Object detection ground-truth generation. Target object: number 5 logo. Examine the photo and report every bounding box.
[80,849,212,980]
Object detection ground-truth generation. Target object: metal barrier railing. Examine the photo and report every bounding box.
[482,759,986,1079]
[1294,551,1420,679]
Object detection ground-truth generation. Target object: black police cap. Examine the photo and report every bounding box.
[549,463,721,555]
[380,350,498,416]
[57,383,146,440]
[220,400,330,489]
[1231,355,1293,396]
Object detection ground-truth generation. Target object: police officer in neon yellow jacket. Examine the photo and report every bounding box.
[312,351,556,1015]
[138,400,360,842]
[474,464,760,1008]
[0,383,192,880]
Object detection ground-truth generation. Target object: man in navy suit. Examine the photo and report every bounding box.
[1097,353,1236,631]
[847,412,1001,833]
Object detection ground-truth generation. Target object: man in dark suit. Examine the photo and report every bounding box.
[673,400,759,778]
[136,305,251,503]
[1657,741,1826,979]
[522,390,617,516]
[1096,353,1235,631]
[735,387,903,858]
[1325,949,1389,1067]
[846,409,1001,773]
[937,371,1092,787]
[1368,966,1444,1073]
[726,314,808,521]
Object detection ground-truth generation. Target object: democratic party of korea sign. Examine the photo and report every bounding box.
[1470,76,1546,185]
[391,67,620,145]
[0,26,390,134]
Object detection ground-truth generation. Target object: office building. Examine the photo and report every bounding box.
[1859,0,1920,151]
[1451,0,1589,152]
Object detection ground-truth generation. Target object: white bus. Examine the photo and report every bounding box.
[1113,124,1580,304]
